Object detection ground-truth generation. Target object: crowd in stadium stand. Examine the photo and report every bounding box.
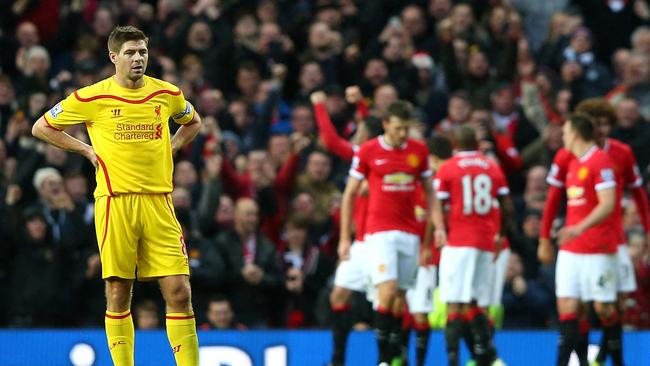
[0,0,649,331]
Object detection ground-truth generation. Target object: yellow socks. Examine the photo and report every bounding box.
[105,310,135,366]
[166,312,199,365]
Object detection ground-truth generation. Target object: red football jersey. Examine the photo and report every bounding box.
[353,194,368,242]
[350,136,432,235]
[563,146,618,253]
[434,151,509,251]
[548,140,642,246]
[603,138,644,244]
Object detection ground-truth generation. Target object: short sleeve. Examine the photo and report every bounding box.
[43,92,94,130]
[349,147,368,180]
[433,163,451,200]
[547,150,570,188]
[594,158,616,192]
[170,90,195,125]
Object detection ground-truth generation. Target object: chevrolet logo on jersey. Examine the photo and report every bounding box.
[384,172,414,184]
[567,186,585,199]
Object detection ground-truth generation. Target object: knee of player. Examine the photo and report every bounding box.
[164,282,192,307]
[330,287,351,305]
[105,279,133,310]
[593,302,616,318]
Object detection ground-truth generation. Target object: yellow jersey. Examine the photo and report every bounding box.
[43,75,195,197]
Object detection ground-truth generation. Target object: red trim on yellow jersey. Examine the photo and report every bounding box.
[42,114,63,131]
[96,155,115,196]
[73,89,181,104]
[100,196,111,253]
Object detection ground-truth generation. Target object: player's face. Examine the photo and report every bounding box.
[383,116,410,146]
[561,120,575,150]
[111,40,148,82]
[594,117,611,143]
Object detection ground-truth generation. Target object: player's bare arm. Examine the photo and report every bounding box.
[497,194,513,242]
[431,195,447,248]
[420,176,434,264]
[31,117,98,168]
[339,176,361,260]
[171,112,202,155]
[495,194,513,260]
[559,187,615,244]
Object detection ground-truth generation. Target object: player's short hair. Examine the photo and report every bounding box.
[427,135,453,160]
[568,113,595,141]
[454,124,478,151]
[383,100,414,122]
[108,26,148,53]
[575,98,616,126]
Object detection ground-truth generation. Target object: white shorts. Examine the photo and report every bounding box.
[439,246,494,307]
[407,265,437,314]
[364,230,420,290]
[555,250,617,302]
[489,248,510,306]
[333,242,369,292]
[616,244,637,293]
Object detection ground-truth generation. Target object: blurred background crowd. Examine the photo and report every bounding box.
[0,0,649,331]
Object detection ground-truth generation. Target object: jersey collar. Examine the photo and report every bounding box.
[379,135,407,151]
[578,144,598,162]
[602,138,611,152]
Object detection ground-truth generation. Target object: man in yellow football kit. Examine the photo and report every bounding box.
[32,26,201,366]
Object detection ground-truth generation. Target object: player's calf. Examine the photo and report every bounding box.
[330,286,354,366]
[594,302,623,366]
[161,275,198,366]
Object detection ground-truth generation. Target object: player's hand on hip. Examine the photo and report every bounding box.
[537,237,555,265]
[434,229,447,248]
[84,146,98,170]
[338,238,351,260]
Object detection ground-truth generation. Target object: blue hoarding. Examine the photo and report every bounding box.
[0,329,648,365]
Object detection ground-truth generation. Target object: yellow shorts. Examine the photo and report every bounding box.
[94,193,189,279]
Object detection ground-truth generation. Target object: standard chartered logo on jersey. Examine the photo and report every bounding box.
[114,122,163,141]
